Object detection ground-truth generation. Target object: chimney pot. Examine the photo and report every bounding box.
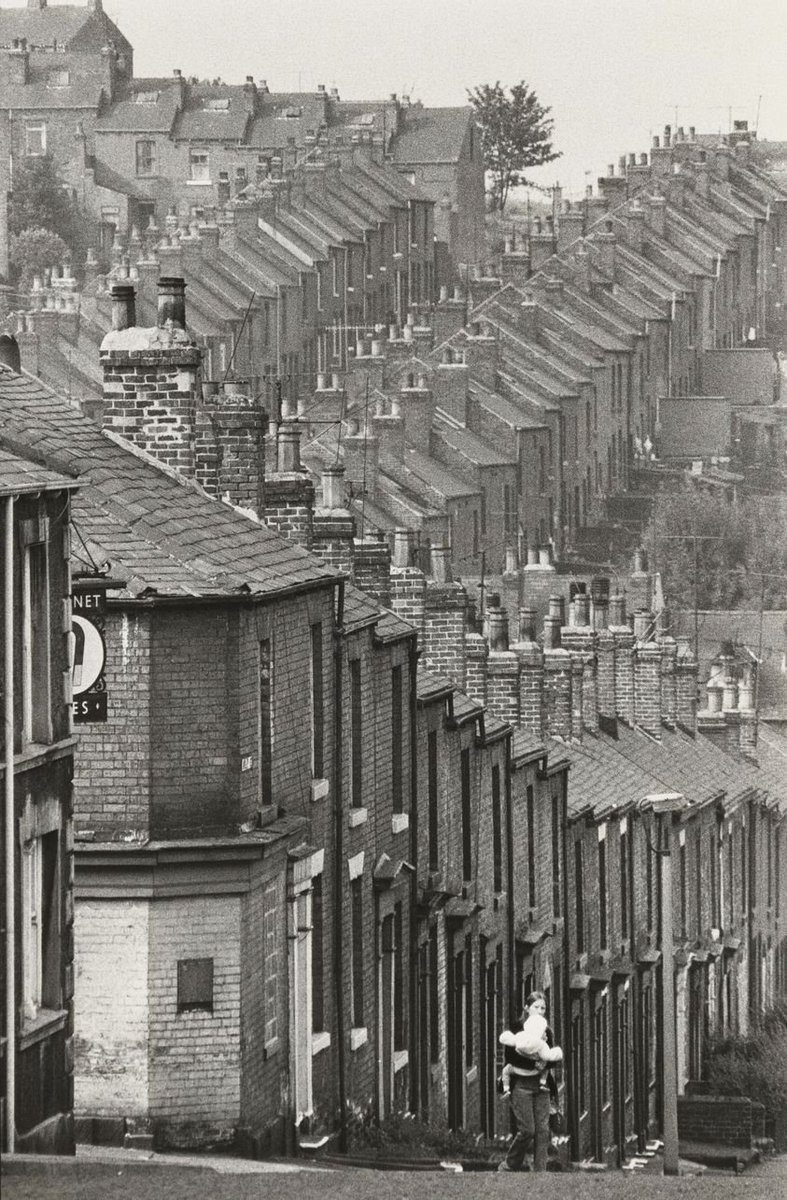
[110,283,136,331]
[609,593,627,626]
[393,528,413,568]
[430,545,451,583]
[321,465,345,510]
[517,606,537,642]
[157,276,187,329]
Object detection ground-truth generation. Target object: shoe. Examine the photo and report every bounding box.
[497,1162,513,1172]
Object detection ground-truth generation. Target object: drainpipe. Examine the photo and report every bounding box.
[4,495,16,1152]
[407,634,420,1114]
[332,579,347,1151]
[505,738,515,1028]
[560,766,574,1161]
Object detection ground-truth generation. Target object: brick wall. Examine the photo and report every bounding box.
[677,1095,757,1148]
[148,895,241,1143]
[73,611,153,838]
[101,346,201,476]
[74,899,150,1118]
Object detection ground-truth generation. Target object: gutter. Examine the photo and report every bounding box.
[4,495,15,1151]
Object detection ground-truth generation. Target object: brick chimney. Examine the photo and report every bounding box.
[556,205,585,253]
[659,636,678,727]
[462,323,498,391]
[561,599,598,736]
[194,379,267,515]
[432,287,468,344]
[263,416,315,549]
[390,528,426,628]
[342,420,379,502]
[101,279,201,476]
[421,547,468,689]
[465,629,489,709]
[433,347,470,425]
[312,465,355,574]
[674,637,698,735]
[543,648,573,740]
[485,596,520,727]
[352,534,391,607]
[400,371,435,453]
[634,643,663,739]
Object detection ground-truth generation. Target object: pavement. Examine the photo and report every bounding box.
[2,1144,786,1200]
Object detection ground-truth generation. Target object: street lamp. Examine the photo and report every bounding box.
[640,792,689,1177]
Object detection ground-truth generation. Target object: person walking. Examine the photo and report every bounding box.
[497,991,563,1173]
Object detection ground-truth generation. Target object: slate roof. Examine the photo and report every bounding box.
[512,728,547,763]
[175,87,254,142]
[0,442,77,496]
[96,86,181,133]
[0,79,104,110]
[0,5,126,50]
[558,732,668,820]
[433,419,516,468]
[0,368,335,602]
[391,107,473,164]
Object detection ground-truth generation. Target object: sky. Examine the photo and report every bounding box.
[7,0,787,198]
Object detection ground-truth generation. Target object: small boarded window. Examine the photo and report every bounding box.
[177,957,214,1012]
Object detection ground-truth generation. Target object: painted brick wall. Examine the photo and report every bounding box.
[73,899,150,1118]
[148,895,241,1140]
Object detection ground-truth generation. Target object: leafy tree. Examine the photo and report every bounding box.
[647,485,787,610]
[467,80,561,213]
[8,154,89,270]
[9,227,70,292]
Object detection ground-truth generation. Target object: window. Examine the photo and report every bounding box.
[679,839,687,937]
[20,524,51,745]
[620,822,629,941]
[464,935,473,1067]
[492,764,503,894]
[391,665,403,812]
[25,123,47,157]
[47,70,70,88]
[427,730,439,872]
[259,638,273,805]
[394,904,405,1050]
[527,784,536,910]
[472,509,479,556]
[135,139,157,177]
[461,747,472,882]
[189,148,210,182]
[350,659,362,807]
[312,874,325,1032]
[575,841,585,954]
[551,789,562,917]
[263,882,279,1046]
[351,877,364,1027]
[310,623,324,778]
[21,830,60,1020]
[429,926,439,1062]
[710,831,719,927]
[177,957,214,1013]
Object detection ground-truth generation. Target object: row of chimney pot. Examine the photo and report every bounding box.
[110,278,187,332]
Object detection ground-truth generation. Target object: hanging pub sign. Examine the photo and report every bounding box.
[71,579,110,722]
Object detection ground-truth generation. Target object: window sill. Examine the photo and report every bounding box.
[20,1008,68,1051]
[393,1049,409,1074]
[348,807,368,828]
[8,736,77,778]
[312,1030,331,1057]
[311,778,329,803]
[350,1027,367,1051]
[465,1064,478,1084]
[186,179,213,186]
[391,812,409,835]
[263,1035,280,1059]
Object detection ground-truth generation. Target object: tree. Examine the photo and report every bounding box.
[9,227,70,292]
[8,154,89,269]
[647,485,787,611]
[467,80,561,213]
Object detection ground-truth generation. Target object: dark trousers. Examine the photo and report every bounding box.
[504,1080,550,1172]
